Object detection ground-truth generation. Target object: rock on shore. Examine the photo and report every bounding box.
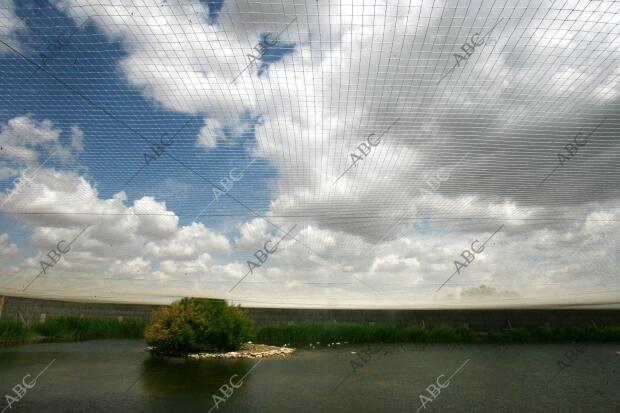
[147,343,295,359]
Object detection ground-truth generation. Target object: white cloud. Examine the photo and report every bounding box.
[0,167,238,292]
[107,257,152,277]
[0,232,19,259]
[0,115,60,165]
[0,115,82,172]
[70,125,84,152]
[0,115,59,147]
[145,222,231,261]
[1,0,618,307]
[197,118,222,149]
[131,196,178,240]
[0,0,24,50]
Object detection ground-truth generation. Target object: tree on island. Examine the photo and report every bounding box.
[145,298,254,354]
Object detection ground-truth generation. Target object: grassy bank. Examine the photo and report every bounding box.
[0,317,147,346]
[2,318,620,347]
[255,323,620,346]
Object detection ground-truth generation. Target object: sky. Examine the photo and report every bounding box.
[0,0,618,307]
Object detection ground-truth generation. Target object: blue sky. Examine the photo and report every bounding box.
[0,1,289,268]
[1,1,285,231]
[0,0,618,308]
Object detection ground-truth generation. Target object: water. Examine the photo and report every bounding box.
[0,340,619,412]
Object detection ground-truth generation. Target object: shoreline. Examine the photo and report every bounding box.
[147,343,296,359]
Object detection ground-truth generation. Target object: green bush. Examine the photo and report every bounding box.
[144,298,254,354]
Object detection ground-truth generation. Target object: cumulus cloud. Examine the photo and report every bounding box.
[234,218,272,250]
[197,118,222,149]
[0,115,84,179]
[0,232,19,259]
[0,0,618,306]
[0,115,61,165]
[0,166,241,293]
[145,222,231,261]
[0,0,24,50]
[70,125,84,152]
[460,285,521,300]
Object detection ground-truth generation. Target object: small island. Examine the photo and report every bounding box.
[144,297,294,359]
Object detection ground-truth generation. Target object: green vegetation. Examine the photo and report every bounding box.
[255,324,472,345]
[31,317,146,341]
[0,319,34,341]
[0,317,146,345]
[2,314,619,348]
[485,325,620,343]
[144,298,254,354]
[255,323,620,346]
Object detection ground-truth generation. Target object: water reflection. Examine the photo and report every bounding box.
[138,355,257,396]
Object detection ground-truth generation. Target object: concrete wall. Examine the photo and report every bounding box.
[1,296,618,329]
[0,296,160,324]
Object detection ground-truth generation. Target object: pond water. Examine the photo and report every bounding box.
[0,340,619,412]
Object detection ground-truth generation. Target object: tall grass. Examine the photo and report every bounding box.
[255,323,620,346]
[2,318,619,347]
[485,326,620,343]
[0,317,147,345]
[254,323,473,345]
[0,319,33,340]
[31,317,147,341]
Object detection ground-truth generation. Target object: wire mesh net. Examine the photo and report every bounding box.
[0,0,618,307]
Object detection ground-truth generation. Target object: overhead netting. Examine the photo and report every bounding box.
[0,0,618,307]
